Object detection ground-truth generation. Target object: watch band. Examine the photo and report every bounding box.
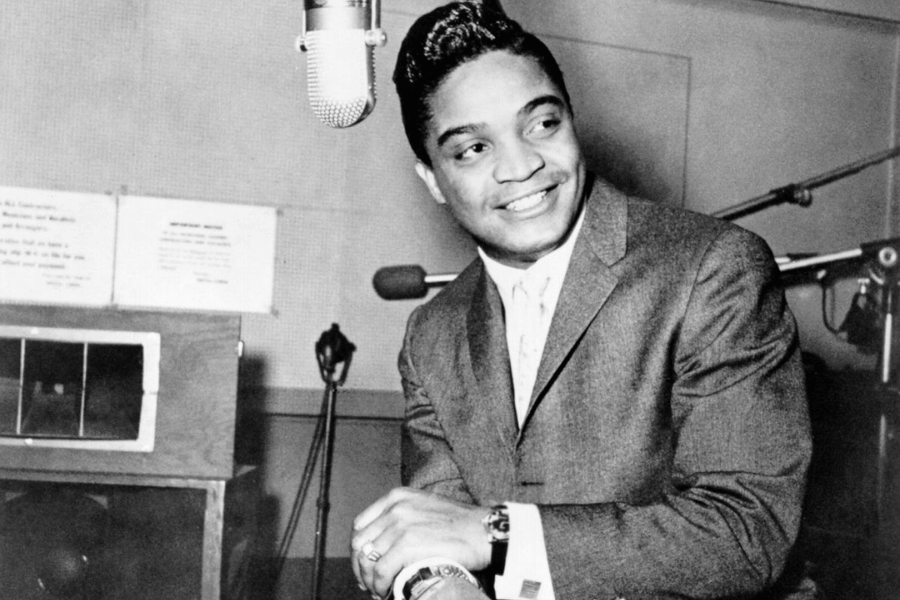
[483,504,510,575]
[402,563,481,600]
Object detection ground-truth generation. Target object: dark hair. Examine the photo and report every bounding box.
[393,2,571,166]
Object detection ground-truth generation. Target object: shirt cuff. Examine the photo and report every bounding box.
[493,503,556,600]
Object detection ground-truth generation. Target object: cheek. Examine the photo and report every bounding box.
[446,198,485,229]
[438,177,485,214]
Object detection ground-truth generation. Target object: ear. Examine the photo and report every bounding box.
[415,160,447,205]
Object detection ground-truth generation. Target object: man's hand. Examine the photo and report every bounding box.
[350,487,493,599]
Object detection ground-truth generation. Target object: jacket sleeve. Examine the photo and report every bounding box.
[399,304,475,504]
[539,227,812,599]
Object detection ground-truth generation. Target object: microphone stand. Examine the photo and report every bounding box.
[270,324,356,599]
[311,324,355,600]
[719,149,900,518]
[781,240,900,524]
[872,253,898,523]
[713,146,900,221]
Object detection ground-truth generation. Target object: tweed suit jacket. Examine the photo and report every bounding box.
[399,178,814,600]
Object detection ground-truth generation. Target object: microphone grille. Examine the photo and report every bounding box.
[373,265,428,300]
[305,29,376,128]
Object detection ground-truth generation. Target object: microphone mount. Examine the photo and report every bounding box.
[297,0,386,53]
[778,237,899,275]
[315,322,356,386]
[713,146,900,220]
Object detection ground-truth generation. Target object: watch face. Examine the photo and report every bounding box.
[485,506,510,542]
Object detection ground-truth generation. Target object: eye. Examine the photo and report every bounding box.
[528,115,561,136]
[456,141,488,161]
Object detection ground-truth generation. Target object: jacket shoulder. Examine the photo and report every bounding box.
[625,196,776,264]
[404,259,483,338]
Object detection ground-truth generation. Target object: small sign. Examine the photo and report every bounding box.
[0,186,277,313]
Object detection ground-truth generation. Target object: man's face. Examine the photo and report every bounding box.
[415,50,587,269]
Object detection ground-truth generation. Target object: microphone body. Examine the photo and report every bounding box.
[299,0,386,128]
[373,265,457,300]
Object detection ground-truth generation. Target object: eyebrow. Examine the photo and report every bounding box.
[436,123,481,150]
[434,94,568,150]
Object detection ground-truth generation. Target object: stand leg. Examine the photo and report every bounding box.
[876,283,895,524]
[201,480,226,600]
[311,382,338,600]
[876,413,889,522]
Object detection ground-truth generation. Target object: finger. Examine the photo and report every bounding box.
[357,535,390,597]
[371,547,405,600]
[353,487,414,533]
[364,538,406,600]
[357,518,411,598]
[350,539,364,591]
[352,488,418,590]
[351,494,395,588]
[350,528,366,586]
[351,507,394,588]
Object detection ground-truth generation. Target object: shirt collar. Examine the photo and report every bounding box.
[479,204,586,310]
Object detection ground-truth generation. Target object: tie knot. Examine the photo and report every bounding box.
[515,271,549,301]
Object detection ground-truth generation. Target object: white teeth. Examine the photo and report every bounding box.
[506,190,547,212]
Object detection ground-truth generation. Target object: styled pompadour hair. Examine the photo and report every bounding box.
[393,2,571,166]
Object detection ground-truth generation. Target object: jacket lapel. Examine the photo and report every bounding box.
[467,268,519,455]
[520,181,628,434]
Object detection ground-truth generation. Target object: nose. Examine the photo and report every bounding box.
[493,138,544,182]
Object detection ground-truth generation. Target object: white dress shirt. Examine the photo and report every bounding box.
[476,208,585,599]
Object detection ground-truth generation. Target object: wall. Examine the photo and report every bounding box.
[759,0,900,22]
[1,0,898,560]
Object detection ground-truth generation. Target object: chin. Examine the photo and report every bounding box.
[515,221,573,254]
[504,238,563,264]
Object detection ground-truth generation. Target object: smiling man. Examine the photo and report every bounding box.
[413,49,586,269]
[351,3,816,600]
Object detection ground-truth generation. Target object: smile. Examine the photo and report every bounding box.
[505,190,548,212]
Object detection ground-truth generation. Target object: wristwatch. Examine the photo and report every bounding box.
[482,504,509,575]
[402,563,481,600]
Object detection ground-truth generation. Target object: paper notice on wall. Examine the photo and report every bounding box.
[113,195,277,313]
[0,187,117,306]
[0,186,277,313]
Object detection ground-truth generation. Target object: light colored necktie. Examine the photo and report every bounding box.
[512,273,549,424]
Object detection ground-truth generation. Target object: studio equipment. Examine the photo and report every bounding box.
[297,0,386,128]
[272,323,355,600]
[783,237,900,522]
[0,304,252,600]
[373,264,457,300]
[712,146,900,220]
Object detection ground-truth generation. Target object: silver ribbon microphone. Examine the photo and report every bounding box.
[297,0,387,128]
